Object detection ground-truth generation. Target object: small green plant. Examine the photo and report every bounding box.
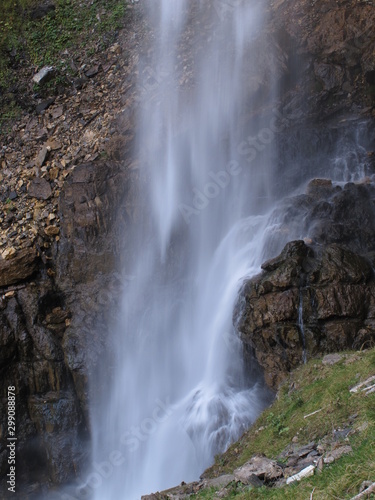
[285,393,304,412]
[214,453,227,467]
[4,199,15,213]
[266,412,289,436]
[192,487,220,499]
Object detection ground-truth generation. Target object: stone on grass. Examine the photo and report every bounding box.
[234,454,283,484]
[324,445,352,464]
[32,66,55,85]
[322,353,343,365]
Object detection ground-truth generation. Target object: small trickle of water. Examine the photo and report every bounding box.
[298,289,307,364]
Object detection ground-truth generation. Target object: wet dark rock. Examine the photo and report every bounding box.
[305,178,334,198]
[0,159,138,496]
[265,180,375,258]
[57,160,134,286]
[271,0,375,117]
[28,392,85,483]
[261,240,312,275]
[0,283,88,494]
[314,62,344,91]
[235,182,375,389]
[45,307,70,325]
[55,160,137,417]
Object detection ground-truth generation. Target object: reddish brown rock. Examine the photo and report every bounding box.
[44,225,60,236]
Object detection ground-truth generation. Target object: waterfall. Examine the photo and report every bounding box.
[85,1,275,498]
[80,1,374,500]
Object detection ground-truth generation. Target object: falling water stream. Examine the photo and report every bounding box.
[298,290,307,365]
[84,1,374,499]
[87,2,273,498]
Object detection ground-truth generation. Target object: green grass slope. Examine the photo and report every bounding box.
[0,0,129,132]
[197,348,375,499]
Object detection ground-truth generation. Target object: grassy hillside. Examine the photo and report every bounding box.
[0,0,128,131]
[196,348,375,499]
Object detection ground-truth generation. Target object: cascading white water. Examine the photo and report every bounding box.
[86,2,275,498]
[82,1,372,500]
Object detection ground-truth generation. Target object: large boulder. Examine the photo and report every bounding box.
[235,181,375,390]
[235,241,375,389]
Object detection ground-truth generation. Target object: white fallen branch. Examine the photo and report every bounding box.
[304,408,323,419]
[349,482,375,499]
[364,384,375,395]
[350,375,375,394]
[286,465,315,484]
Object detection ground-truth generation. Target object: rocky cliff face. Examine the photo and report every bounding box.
[234,180,375,390]
[229,0,375,391]
[228,0,375,391]
[0,159,138,498]
[270,0,375,120]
